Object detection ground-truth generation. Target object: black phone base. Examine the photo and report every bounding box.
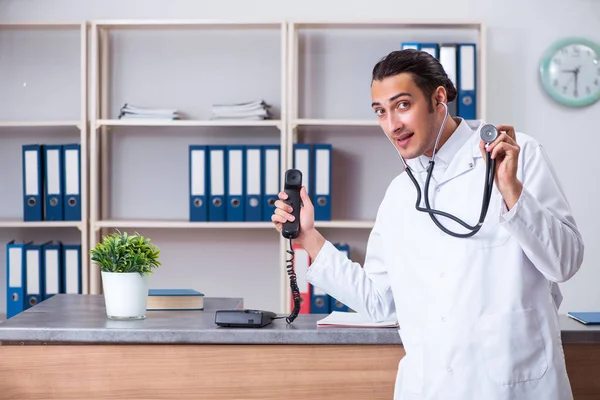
[214,309,278,328]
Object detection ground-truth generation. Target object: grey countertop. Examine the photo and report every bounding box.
[0,294,597,345]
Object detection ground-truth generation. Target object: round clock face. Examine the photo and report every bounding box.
[540,37,600,107]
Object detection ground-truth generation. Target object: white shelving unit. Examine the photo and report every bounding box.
[87,20,289,308]
[87,18,485,314]
[1,18,484,314]
[0,21,89,316]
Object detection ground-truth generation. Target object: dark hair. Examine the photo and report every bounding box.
[371,49,457,112]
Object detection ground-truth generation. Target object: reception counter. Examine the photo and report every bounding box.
[0,294,598,399]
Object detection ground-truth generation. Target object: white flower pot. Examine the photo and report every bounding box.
[101,271,149,320]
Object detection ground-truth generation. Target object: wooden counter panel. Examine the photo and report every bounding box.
[564,343,600,400]
[0,343,598,399]
[0,344,404,400]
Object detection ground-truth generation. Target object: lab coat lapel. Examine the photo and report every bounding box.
[436,132,480,187]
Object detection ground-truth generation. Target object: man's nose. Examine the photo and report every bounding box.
[387,113,404,134]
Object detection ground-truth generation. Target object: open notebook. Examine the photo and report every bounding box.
[316,311,398,328]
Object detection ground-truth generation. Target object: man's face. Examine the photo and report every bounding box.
[371,72,439,160]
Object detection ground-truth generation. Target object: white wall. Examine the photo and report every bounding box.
[0,0,599,314]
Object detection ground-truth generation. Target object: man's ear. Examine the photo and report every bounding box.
[434,86,447,105]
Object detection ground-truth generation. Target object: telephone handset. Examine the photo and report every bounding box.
[282,169,303,323]
[282,169,302,239]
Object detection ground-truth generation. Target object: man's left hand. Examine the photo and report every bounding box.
[479,124,522,210]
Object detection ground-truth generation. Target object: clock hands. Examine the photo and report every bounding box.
[574,66,579,97]
[560,66,581,97]
[560,66,581,74]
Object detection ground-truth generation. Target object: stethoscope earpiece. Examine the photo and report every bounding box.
[480,124,499,144]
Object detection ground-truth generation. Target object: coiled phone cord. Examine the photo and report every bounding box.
[286,239,301,324]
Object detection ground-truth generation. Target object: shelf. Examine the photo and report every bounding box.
[293,119,379,127]
[0,121,81,128]
[314,220,375,229]
[94,220,374,230]
[0,220,82,228]
[290,20,483,29]
[95,119,281,128]
[91,19,482,30]
[94,220,275,229]
[0,21,85,29]
[92,20,284,29]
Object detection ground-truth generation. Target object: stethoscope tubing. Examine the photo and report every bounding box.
[406,152,496,237]
[402,103,498,238]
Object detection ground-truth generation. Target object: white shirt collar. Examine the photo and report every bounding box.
[406,118,485,173]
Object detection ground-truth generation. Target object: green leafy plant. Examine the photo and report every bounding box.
[90,230,161,276]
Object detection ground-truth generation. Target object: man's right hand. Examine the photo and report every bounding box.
[272,185,314,240]
[271,186,325,258]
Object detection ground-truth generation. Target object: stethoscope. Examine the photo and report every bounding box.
[393,102,499,238]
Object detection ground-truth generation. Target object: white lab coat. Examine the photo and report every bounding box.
[305,119,584,400]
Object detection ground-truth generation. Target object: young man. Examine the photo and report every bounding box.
[271,49,584,399]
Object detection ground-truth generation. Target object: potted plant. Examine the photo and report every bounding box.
[90,230,161,320]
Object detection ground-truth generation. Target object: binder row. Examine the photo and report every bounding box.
[6,241,82,319]
[293,143,332,222]
[401,42,477,120]
[291,242,352,315]
[22,144,82,222]
[188,143,332,222]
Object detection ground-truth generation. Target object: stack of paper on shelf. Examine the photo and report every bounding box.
[316,311,398,328]
[146,289,204,311]
[118,103,179,120]
[210,100,271,120]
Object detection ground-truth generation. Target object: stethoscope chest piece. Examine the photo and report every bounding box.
[480,124,499,144]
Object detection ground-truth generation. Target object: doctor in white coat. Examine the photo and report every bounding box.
[271,49,585,400]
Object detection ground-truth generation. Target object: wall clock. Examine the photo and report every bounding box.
[539,37,600,107]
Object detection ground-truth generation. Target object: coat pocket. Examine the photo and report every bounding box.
[477,307,548,386]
